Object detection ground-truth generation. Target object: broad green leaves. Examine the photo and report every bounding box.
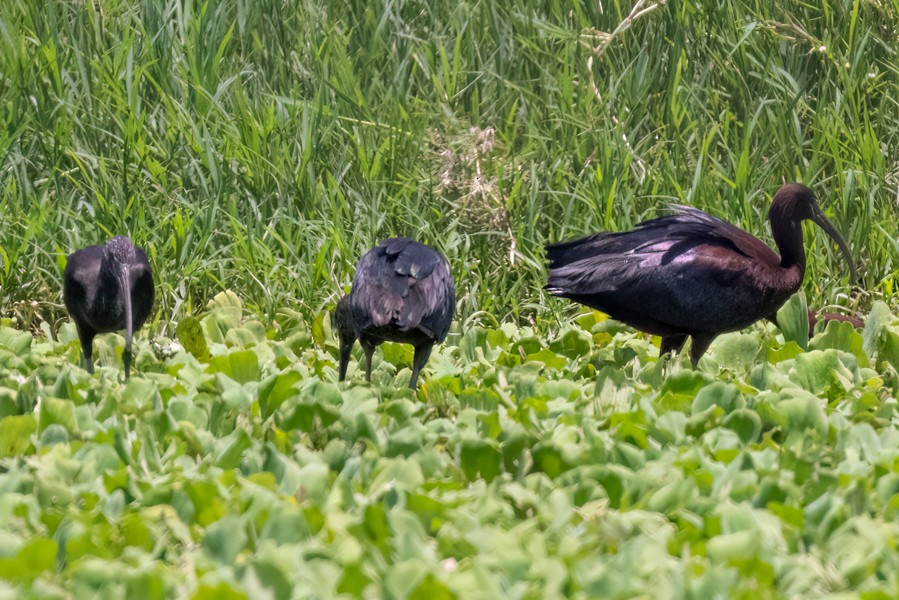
[0,291,895,597]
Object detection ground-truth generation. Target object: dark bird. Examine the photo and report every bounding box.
[63,236,155,379]
[546,183,855,366]
[333,237,455,389]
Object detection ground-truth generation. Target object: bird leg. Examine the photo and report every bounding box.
[688,334,717,368]
[360,338,376,383]
[77,326,96,375]
[409,343,434,390]
[660,335,688,358]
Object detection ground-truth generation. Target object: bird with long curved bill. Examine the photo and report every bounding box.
[332,237,455,389]
[63,236,155,379]
[545,183,855,366]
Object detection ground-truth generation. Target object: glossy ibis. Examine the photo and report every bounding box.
[333,237,455,389]
[63,236,154,379]
[546,183,855,365]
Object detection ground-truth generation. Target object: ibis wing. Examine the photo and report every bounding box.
[350,249,402,330]
[351,238,454,340]
[546,204,780,270]
[62,246,105,315]
[406,258,455,341]
[663,205,780,266]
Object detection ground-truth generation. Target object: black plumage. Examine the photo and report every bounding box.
[333,237,455,388]
[546,183,855,365]
[63,236,154,379]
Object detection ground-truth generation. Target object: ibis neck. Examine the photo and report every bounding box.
[771,218,807,271]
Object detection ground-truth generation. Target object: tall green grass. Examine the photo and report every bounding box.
[1,0,896,334]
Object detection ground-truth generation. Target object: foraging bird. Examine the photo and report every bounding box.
[333,237,455,389]
[546,183,855,366]
[63,236,154,379]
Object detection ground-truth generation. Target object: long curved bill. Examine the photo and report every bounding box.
[119,266,134,380]
[811,207,856,284]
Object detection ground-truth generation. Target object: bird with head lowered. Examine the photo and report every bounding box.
[63,236,155,379]
[333,237,455,389]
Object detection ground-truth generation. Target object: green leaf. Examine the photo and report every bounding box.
[711,333,760,370]
[863,302,892,356]
[0,414,37,457]
[691,382,744,415]
[311,311,326,348]
[810,321,868,367]
[206,290,243,321]
[526,348,566,370]
[192,584,248,600]
[778,390,828,438]
[258,370,303,419]
[723,409,762,444]
[776,292,808,351]
[39,396,77,433]
[208,350,260,384]
[215,428,252,469]
[459,438,502,482]
[549,327,592,359]
[793,350,849,392]
[0,538,56,583]
[176,316,211,361]
[203,515,248,565]
[0,327,31,356]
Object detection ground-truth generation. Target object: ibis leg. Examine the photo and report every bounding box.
[689,334,717,368]
[77,326,96,374]
[409,343,434,389]
[360,338,376,383]
[660,335,688,357]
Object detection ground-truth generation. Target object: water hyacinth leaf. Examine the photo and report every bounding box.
[206,290,243,323]
[460,326,489,362]
[460,438,502,482]
[176,316,210,361]
[792,350,850,392]
[40,423,69,446]
[880,331,899,371]
[381,342,413,369]
[215,428,252,469]
[549,327,592,359]
[208,350,260,384]
[0,327,32,356]
[38,397,77,433]
[203,515,248,565]
[710,333,761,370]
[258,370,303,418]
[311,311,326,348]
[776,292,808,351]
[0,538,56,583]
[723,409,762,444]
[526,348,566,370]
[810,321,868,367]
[691,382,744,415]
[862,302,892,356]
[0,414,37,457]
[768,341,804,364]
[202,292,244,343]
[192,583,249,600]
[777,390,828,438]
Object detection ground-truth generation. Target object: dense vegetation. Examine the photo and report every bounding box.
[1,0,898,597]
[1,0,897,326]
